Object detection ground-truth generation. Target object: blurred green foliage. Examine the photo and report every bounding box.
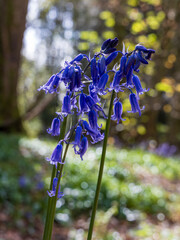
[1,133,180,238]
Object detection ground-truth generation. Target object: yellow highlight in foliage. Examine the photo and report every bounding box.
[127,0,138,7]
[141,0,161,6]
[176,84,180,92]
[164,61,173,69]
[147,89,157,97]
[155,82,173,93]
[99,11,113,20]
[128,9,143,21]
[148,33,157,44]
[80,31,99,43]
[102,31,115,39]
[131,21,147,34]
[168,54,176,64]
[78,42,89,51]
[123,117,130,126]
[146,16,160,30]
[163,104,172,113]
[157,11,166,22]
[137,35,148,44]
[137,125,146,135]
[123,99,131,112]
[105,18,115,28]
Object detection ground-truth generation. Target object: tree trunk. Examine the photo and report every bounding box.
[0,0,28,132]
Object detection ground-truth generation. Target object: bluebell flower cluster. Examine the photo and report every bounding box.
[38,38,155,197]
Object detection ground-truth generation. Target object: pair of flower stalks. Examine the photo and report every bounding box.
[38,37,155,239]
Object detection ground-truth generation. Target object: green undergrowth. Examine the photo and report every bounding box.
[0,133,180,236]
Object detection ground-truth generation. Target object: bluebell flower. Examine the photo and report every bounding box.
[126,66,133,86]
[88,109,102,131]
[70,53,84,64]
[91,57,99,86]
[73,125,82,152]
[77,136,88,160]
[101,37,119,54]
[132,74,149,97]
[62,94,72,116]
[125,53,135,75]
[105,51,118,66]
[96,73,109,95]
[85,95,107,118]
[137,51,148,64]
[79,93,89,114]
[110,71,123,92]
[119,55,127,75]
[89,84,100,103]
[61,66,70,84]
[82,120,104,144]
[128,93,144,116]
[47,177,64,198]
[145,49,155,60]
[46,143,64,165]
[38,74,60,94]
[74,66,83,91]
[111,98,126,123]
[47,116,62,136]
[98,56,106,76]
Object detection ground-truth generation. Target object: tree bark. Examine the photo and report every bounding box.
[0,0,28,132]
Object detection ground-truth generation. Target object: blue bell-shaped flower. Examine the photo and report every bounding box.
[47,177,64,199]
[47,117,61,136]
[77,136,88,160]
[62,94,72,116]
[46,143,64,165]
[111,98,126,124]
[127,93,144,116]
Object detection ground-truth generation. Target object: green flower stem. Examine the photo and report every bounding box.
[44,124,75,240]
[43,117,67,240]
[87,90,115,240]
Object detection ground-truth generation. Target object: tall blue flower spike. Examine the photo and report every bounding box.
[47,115,63,136]
[47,177,64,198]
[111,98,126,123]
[128,92,144,116]
[38,38,155,199]
[46,143,64,165]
